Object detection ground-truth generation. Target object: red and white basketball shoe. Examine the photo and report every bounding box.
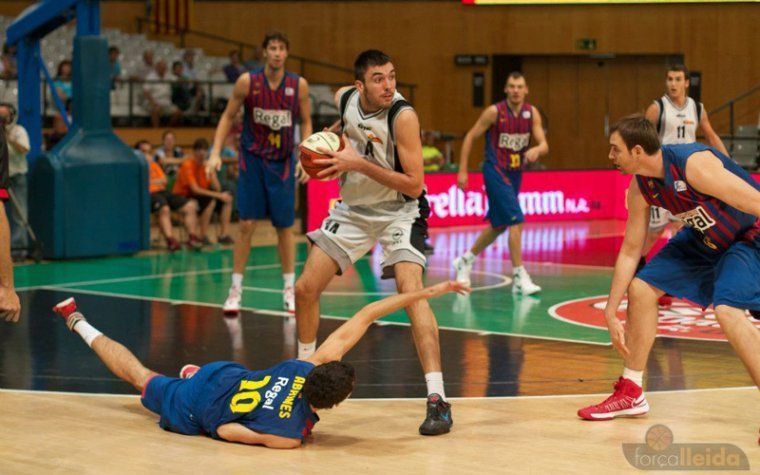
[179,364,200,379]
[577,377,649,421]
[52,297,85,331]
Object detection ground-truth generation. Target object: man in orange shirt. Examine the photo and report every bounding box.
[173,138,233,243]
[137,140,201,251]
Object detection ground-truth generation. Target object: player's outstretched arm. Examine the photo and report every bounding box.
[216,423,301,449]
[604,180,649,357]
[686,151,760,218]
[307,281,470,365]
[458,105,497,190]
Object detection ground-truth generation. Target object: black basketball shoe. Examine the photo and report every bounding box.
[419,393,452,436]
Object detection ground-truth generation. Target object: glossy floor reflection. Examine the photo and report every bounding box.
[1,288,751,398]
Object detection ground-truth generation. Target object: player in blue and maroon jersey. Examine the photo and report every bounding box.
[579,114,760,423]
[207,31,312,316]
[52,281,468,448]
[452,72,548,295]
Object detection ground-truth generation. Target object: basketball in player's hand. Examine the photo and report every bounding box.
[299,132,345,179]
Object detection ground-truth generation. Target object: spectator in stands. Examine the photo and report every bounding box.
[171,61,204,114]
[223,50,246,83]
[172,138,233,245]
[53,60,73,104]
[143,59,182,128]
[180,50,206,112]
[132,49,155,81]
[108,46,122,89]
[154,130,184,175]
[0,104,29,261]
[137,140,202,252]
[49,60,73,147]
[170,61,193,112]
[422,130,445,172]
[243,46,263,71]
[0,44,17,80]
[181,49,199,81]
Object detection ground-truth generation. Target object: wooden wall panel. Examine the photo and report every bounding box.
[0,1,757,167]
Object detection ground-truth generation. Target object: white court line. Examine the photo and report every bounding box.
[14,262,288,291]
[1,385,753,401]
[33,286,611,347]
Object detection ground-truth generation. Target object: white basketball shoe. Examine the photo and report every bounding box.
[452,255,474,286]
[283,285,295,313]
[513,267,541,295]
[223,286,242,315]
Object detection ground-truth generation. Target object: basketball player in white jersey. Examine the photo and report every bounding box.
[294,50,452,436]
[639,65,728,292]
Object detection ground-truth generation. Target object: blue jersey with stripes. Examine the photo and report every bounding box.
[242,69,301,161]
[635,143,760,251]
[485,101,533,171]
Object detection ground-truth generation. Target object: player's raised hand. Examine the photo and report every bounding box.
[314,134,364,178]
[605,311,630,358]
[457,170,468,191]
[206,150,222,178]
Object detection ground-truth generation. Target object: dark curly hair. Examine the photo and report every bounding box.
[303,361,355,409]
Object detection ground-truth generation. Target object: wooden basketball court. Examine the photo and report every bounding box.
[1,221,758,472]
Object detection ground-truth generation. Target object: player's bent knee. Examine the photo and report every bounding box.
[295,278,317,301]
[628,278,661,302]
[714,305,741,322]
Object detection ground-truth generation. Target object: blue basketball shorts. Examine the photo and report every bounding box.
[236,151,295,228]
[483,160,524,228]
[636,229,760,311]
[140,361,236,436]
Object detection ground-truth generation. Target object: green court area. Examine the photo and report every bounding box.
[14,244,614,345]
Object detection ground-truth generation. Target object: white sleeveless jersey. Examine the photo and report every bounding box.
[339,89,413,206]
[656,95,702,145]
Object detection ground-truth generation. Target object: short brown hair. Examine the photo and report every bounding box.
[505,71,525,85]
[667,64,689,79]
[262,30,289,50]
[610,114,660,154]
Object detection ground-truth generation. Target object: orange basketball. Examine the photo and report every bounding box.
[299,132,344,179]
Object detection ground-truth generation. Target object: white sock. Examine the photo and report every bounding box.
[298,340,316,359]
[231,273,243,289]
[462,251,475,264]
[623,367,644,388]
[283,273,295,288]
[513,265,525,275]
[73,320,103,348]
[425,372,446,400]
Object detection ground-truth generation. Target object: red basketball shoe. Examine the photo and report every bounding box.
[577,377,649,421]
[52,297,86,331]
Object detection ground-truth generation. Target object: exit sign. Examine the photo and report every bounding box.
[576,38,597,51]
